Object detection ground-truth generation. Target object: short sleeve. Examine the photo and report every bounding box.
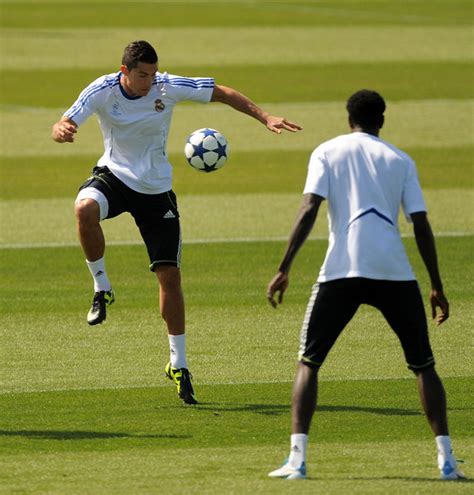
[63,76,109,126]
[402,159,427,222]
[165,74,215,103]
[303,147,329,198]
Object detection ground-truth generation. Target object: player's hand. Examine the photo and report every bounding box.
[265,115,303,134]
[267,272,289,308]
[52,120,77,143]
[430,289,449,325]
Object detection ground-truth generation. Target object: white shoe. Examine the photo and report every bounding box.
[268,460,306,480]
[440,459,466,480]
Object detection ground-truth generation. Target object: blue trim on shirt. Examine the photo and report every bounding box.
[65,73,120,119]
[153,74,214,88]
[347,208,394,230]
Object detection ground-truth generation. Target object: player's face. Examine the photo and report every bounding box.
[120,62,157,97]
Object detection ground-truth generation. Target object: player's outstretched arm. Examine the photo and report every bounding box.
[52,117,78,143]
[211,84,302,134]
[411,211,449,325]
[267,194,323,308]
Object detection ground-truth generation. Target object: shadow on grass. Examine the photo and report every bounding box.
[343,475,472,484]
[192,402,421,417]
[0,430,190,441]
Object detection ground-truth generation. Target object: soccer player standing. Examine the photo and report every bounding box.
[267,90,465,480]
[51,40,302,405]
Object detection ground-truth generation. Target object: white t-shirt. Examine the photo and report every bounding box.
[303,132,426,282]
[64,71,215,194]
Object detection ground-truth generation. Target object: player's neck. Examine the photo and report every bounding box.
[351,125,380,137]
[120,75,138,98]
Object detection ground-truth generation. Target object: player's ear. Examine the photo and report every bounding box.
[120,65,129,76]
[379,115,384,129]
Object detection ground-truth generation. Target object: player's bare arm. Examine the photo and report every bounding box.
[52,117,77,143]
[411,211,449,325]
[267,193,323,308]
[210,84,302,134]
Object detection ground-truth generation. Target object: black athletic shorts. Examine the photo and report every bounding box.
[299,277,435,372]
[78,166,181,271]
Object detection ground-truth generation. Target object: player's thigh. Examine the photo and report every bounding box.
[372,281,434,370]
[76,166,127,220]
[132,190,181,271]
[299,279,361,368]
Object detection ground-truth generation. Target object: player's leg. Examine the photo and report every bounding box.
[75,167,126,325]
[373,280,465,480]
[75,177,117,325]
[134,190,197,405]
[415,366,448,436]
[269,279,361,480]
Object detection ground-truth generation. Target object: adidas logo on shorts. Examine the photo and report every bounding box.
[163,210,176,219]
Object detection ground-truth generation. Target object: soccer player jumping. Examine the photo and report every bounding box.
[51,40,301,405]
[267,90,465,480]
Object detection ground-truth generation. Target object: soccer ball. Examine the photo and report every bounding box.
[184,128,228,172]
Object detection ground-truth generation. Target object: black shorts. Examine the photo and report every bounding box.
[299,278,435,372]
[79,166,181,271]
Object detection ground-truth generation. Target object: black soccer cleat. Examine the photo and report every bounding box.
[87,289,115,325]
[165,362,198,405]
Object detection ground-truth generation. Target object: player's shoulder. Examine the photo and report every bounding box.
[155,71,214,89]
[312,133,352,155]
[377,136,415,164]
[81,72,121,95]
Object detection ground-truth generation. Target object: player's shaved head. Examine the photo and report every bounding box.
[346,89,385,129]
[122,40,158,70]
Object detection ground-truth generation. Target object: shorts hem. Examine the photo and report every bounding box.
[298,355,323,369]
[149,260,180,271]
[407,358,435,372]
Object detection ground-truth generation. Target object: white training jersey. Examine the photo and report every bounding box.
[64,71,215,194]
[303,132,426,282]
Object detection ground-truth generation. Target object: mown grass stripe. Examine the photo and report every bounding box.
[2,1,472,28]
[2,145,472,200]
[2,62,473,108]
[1,100,473,158]
[2,26,472,70]
[1,231,473,251]
[1,191,473,246]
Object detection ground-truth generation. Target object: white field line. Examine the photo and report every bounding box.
[0,231,472,250]
[1,372,472,396]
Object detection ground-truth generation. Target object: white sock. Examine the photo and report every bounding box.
[86,258,111,292]
[168,334,187,369]
[436,435,455,468]
[288,433,308,468]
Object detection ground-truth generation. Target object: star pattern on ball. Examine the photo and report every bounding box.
[190,140,208,161]
[185,128,228,173]
[215,139,227,159]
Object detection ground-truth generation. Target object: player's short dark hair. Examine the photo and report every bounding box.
[122,40,158,69]
[346,89,386,128]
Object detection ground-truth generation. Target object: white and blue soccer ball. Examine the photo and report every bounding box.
[184,128,228,173]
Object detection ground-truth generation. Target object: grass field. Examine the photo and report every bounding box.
[0,1,473,494]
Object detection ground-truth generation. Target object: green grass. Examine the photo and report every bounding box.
[1,146,473,200]
[3,26,472,72]
[2,0,472,28]
[1,0,473,492]
[3,62,473,108]
[1,240,473,493]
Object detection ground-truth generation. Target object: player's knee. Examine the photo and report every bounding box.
[75,199,100,226]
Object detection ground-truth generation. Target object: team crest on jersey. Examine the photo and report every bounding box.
[154,99,165,112]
